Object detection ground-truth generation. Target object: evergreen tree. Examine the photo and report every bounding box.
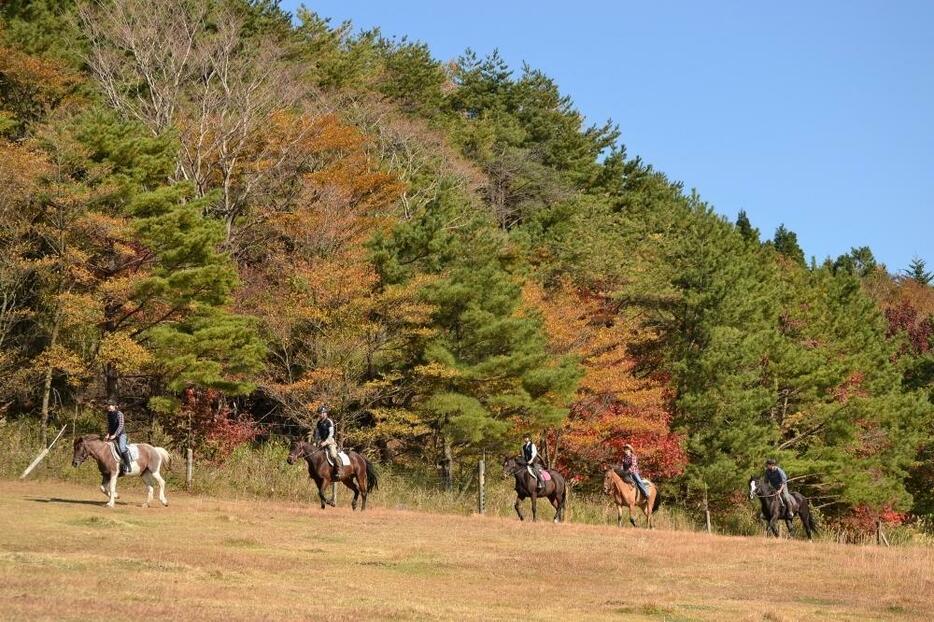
[735,210,759,243]
[833,246,878,277]
[33,108,263,412]
[771,224,806,265]
[904,257,933,285]
[372,188,580,486]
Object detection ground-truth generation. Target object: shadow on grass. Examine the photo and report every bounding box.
[25,496,120,507]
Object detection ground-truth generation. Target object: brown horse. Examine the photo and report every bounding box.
[502,457,567,523]
[287,439,378,510]
[72,434,171,508]
[603,468,659,528]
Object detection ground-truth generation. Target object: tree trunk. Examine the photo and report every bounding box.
[441,436,453,491]
[104,361,118,401]
[39,312,63,448]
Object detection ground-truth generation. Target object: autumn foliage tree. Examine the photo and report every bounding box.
[524,281,686,483]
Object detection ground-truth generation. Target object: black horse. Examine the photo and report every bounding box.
[749,476,816,539]
[503,457,567,523]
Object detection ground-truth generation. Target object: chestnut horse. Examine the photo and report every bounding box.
[502,457,567,523]
[72,435,171,508]
[603,468,659,528]
[287,439,378,510]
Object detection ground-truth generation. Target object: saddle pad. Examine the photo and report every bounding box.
[108,442,139,462]
[540,470,552,481]
[327,451,352,466]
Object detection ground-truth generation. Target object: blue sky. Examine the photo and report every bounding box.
[283,1,932,272]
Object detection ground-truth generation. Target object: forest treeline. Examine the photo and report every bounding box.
[1,0,931,526]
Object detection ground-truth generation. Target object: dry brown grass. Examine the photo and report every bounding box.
[1,479,932,621]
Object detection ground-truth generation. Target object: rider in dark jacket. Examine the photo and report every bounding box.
[314,405,339,479]
[765,458,797,514]
[522,435,545,491]
[104,401,131,474]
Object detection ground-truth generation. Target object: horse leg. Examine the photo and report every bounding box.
[801,507,813,540]
[629,503,637,528]
[530,491,538,522]
[356,467,368,511]
[141,471,155,508]
[548,493,561,524]
[151,469,168,506]
[514,495,525,521]
[768,517,780,537]
[346,477,361,511]
[616,503,623,528]
[100,474,109,497]
[316,478,329,509]
[786,517,795,538]
[105,473,118,508]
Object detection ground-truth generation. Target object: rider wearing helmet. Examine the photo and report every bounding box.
[104,400,131,475]
[765,458,797,514]
[522,435,545,492]
[314,405,339,479]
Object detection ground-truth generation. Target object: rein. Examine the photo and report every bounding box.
[752,482,783,499]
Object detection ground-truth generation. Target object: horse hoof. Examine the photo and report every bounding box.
[142,503,149,509]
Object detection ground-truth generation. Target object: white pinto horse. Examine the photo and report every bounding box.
[72,435,171,508]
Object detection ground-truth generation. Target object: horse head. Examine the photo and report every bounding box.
[603,468,615,495]
[287,438,307,465]
[72,435,96,468]
[749,475,770,500]
[502,456,521,479]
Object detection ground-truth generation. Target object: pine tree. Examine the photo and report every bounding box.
[771,224,806,265]
[904,257,933,285]
[33,108,263,413]
[735,210,759,243]
[372,188,580,486]
[833,246,878,277]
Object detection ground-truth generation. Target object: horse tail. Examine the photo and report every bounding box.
[652,487,661,512]
[364,458,379,491]
[155,447,171,470]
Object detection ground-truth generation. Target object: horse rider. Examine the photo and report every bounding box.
[522,435,545,492]
[765,458,798,514]
[104,400,131,474]
[616,444,649,499]
[314,405,339,479]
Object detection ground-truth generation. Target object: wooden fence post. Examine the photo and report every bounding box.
[703,482,712,534]
[876,519,889,546]
[186,447,193,492]
[477,452,486,514]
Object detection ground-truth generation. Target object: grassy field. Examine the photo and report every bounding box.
[1,479,932,621]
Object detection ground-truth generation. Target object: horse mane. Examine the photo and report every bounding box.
[606,468,629,493]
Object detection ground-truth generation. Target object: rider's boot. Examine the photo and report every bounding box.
[119,451,132,475]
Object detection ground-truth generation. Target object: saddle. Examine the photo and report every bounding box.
[108,442,139,463]
[324,450,351,467]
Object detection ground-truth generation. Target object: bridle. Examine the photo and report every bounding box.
[750,479,782,499]
[288,441,310,464]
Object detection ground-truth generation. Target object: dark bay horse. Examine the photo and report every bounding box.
[287,439,378,510]
[749,476,816,539]
[503,457,567,523]
[603,468,659,528]
[72,435,171,508]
